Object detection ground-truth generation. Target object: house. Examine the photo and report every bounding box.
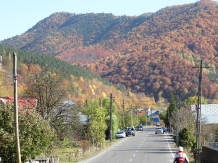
[191,104,218,124]
[0,96,37,110]
[148,109,163,117]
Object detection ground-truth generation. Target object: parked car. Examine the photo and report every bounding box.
[136,125,143,131]
[126,127,135,137]
[155,127,163,134]
[116,130,126,138]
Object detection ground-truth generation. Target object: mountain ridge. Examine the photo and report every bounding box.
[1,0,218,101]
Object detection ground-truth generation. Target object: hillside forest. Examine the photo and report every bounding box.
[1,0,218,102]
[0,44,159,111]
[2,0,218,162]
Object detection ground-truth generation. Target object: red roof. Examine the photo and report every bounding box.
[138,112,146,116]
[0,97,37,110]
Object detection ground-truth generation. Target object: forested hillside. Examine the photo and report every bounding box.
[1,0,218,101]
[0,44,157,109]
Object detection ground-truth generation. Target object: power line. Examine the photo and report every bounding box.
[205,55,218,67]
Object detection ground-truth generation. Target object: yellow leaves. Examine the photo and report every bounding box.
[20,63,28,75]
[89,85,95,95]
[49,72,58,78]
[0,69,13,96]
[80,77,84,82]
[62,79,70,90]
[128,91,133,97]
[28,64,42,74]
[91,91,95,95]
[102,92,106,98]
[89,85,93,90]
[110,86,117,91]
[70,75,75,79]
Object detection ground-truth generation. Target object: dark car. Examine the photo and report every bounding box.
[126,127,135,137]
[136,125,143,131]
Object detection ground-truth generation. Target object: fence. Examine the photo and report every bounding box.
[201,145,218,163]
[25,157,59,163]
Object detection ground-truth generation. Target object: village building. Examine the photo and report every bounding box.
[0,96,38,110]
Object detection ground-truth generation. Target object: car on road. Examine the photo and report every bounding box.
[136,125,143,131]
[116,130,126,138]
[155,127,163,134]
[126,127,135,137]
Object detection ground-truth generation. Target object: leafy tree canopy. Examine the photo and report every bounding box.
[184,96,208,106]
[0,105,55,163]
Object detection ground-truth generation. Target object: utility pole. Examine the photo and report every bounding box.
[122,99,125,129]
[130,105,133,127]
[99,99,102,109]
[193,59,209,163]
[136,108,138,123]
[197,74,202,163]
[110,93,113,142]
[13,52,21,163]
[175,89,179,147]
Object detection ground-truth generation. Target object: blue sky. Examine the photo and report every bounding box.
[0,0,209,41]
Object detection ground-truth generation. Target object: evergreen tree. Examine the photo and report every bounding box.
[164,93,176,127]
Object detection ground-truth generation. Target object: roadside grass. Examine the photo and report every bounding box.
[43,138,120,163]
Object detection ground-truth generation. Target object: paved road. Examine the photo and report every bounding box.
[78,126,178,163]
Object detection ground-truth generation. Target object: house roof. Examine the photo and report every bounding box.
[0,97,37,110]
[191,104,218,124]
[148,110,163,117]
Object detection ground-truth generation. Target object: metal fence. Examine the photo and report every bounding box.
[25,157,59,163]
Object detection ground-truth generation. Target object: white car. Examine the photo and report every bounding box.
[116,130,126,138]
[155,127,163,134]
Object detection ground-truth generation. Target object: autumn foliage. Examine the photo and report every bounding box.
[2,1,218,101]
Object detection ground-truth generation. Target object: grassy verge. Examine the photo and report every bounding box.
[43,139,120,163]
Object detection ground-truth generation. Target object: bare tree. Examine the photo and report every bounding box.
[170,106,195,133]
[50,101,86,141]
[25,69,67,119]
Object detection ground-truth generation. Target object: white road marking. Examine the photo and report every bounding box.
[165,133,175,158]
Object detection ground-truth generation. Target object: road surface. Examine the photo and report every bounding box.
[78,126,177,163]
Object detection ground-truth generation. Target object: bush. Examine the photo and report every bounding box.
[0,105,55,162]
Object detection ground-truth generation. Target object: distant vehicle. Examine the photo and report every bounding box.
[162,127,166,133]
[116,130,126,138]
[126,127,135,137]
[155,127,163,134]
[136,125,143,131]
